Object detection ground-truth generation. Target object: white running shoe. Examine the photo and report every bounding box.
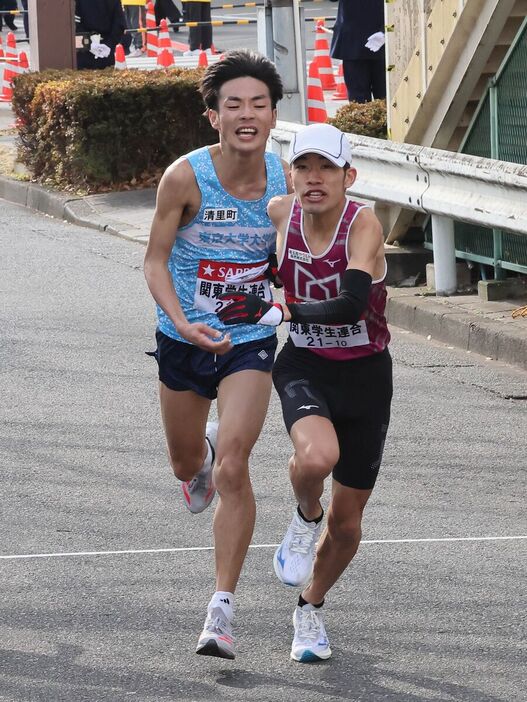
[273,510,322,587]
[181,421,218,514]
[291,604,332,663]
[196,604,235,660]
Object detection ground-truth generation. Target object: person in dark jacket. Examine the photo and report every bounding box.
[155,0,181,31]
[181,0,212,53]
[0,0,17,32]
[75,0,126,69]
[329,0,386,103]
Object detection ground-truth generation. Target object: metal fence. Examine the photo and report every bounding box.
[424,16,527,278]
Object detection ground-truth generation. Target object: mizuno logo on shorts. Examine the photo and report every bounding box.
[297,405,319,411]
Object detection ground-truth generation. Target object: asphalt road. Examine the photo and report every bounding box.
[1,201,526,701]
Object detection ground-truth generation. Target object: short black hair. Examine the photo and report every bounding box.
[200,50,284,110]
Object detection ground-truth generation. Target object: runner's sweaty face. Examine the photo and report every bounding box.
[291,153,356,215]
[208,77,277,154]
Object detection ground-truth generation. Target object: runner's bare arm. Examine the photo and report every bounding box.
[144,161,232,353]
[268,193,295,262]
[346,207,385,277]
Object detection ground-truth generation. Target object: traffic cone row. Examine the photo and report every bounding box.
[306,60,327,124]
[146,1,158,57]
[313,20,336,90]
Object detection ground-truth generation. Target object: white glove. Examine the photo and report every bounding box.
[90,41,112,59]
[365,32,385,52]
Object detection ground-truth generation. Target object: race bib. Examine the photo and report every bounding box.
[194,259,272,314]
[288,320,370,349]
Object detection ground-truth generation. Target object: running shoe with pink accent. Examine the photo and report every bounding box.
[181,421,218,514]
[196,604,235,659]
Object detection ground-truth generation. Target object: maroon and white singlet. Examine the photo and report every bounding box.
[277,198,390,360]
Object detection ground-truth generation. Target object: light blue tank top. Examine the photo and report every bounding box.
[157,146,287,345]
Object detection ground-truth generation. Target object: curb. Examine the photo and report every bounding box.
[387,290,527,371]
[0,175,115,234]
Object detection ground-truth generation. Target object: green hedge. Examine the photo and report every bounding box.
[11,68,217,191]
[328,99,387,140]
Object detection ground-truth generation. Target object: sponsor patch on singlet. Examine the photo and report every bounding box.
[288,320,370,349]
[194,259,271,314]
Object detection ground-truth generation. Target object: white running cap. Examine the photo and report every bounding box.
[288,123,352,167]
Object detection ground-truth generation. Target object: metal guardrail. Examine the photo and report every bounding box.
[270,120,527,294]
[271,121,527,235]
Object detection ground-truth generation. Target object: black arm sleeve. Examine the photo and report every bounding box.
[287,269,372,325]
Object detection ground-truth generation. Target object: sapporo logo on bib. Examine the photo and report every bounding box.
[194,259,272,314]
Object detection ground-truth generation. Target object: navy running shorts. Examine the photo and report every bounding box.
[272,342,393,490]
[149,330,277,400]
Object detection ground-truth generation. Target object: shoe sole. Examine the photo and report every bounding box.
[196,639,235,660]
[273,550,311,588]
[291,648,332,663]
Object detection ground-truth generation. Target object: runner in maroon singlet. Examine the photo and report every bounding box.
[217,123,393,662]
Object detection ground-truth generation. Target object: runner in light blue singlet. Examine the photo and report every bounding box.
[157,146,287,346]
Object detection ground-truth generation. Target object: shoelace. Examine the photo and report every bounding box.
[290,521,316,554]
[187,466,210,493]
[297,609,322,641]
[206,615,230,636]
[187,438,214,493]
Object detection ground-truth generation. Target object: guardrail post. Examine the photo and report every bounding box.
[262,0,307,124]
[431,215,457,295]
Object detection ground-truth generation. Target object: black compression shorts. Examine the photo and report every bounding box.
[272,342,393,490]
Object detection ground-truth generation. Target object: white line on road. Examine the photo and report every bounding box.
[1,535,526,561]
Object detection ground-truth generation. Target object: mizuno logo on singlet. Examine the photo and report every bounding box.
[323,258,341,268]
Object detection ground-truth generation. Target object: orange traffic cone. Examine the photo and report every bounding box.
[307,60,327,124]
[331,62,348,100]
[146,2,158,57]
[17,50,29,75]
[198,50,208,67]
[158,19,172,52]
[114,43,127,69]
[157,48,174,68]
[313,20,336,91]
[0,33,18,103]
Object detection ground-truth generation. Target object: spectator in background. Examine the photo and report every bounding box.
[0,0,18,32]
[181,0,212,54]
[75,0,126,70]
[21,0,28,39]
[155,0,182,32]
[123,0,146,56]
[329,0,386,103]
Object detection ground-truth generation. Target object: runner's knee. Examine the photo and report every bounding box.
[167,445,205,481]
[213,456,251,495]
[293,443,339,482]
[327,510,362,545]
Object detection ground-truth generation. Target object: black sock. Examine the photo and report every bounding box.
[297,505,323,524]
[298,594,324,609]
